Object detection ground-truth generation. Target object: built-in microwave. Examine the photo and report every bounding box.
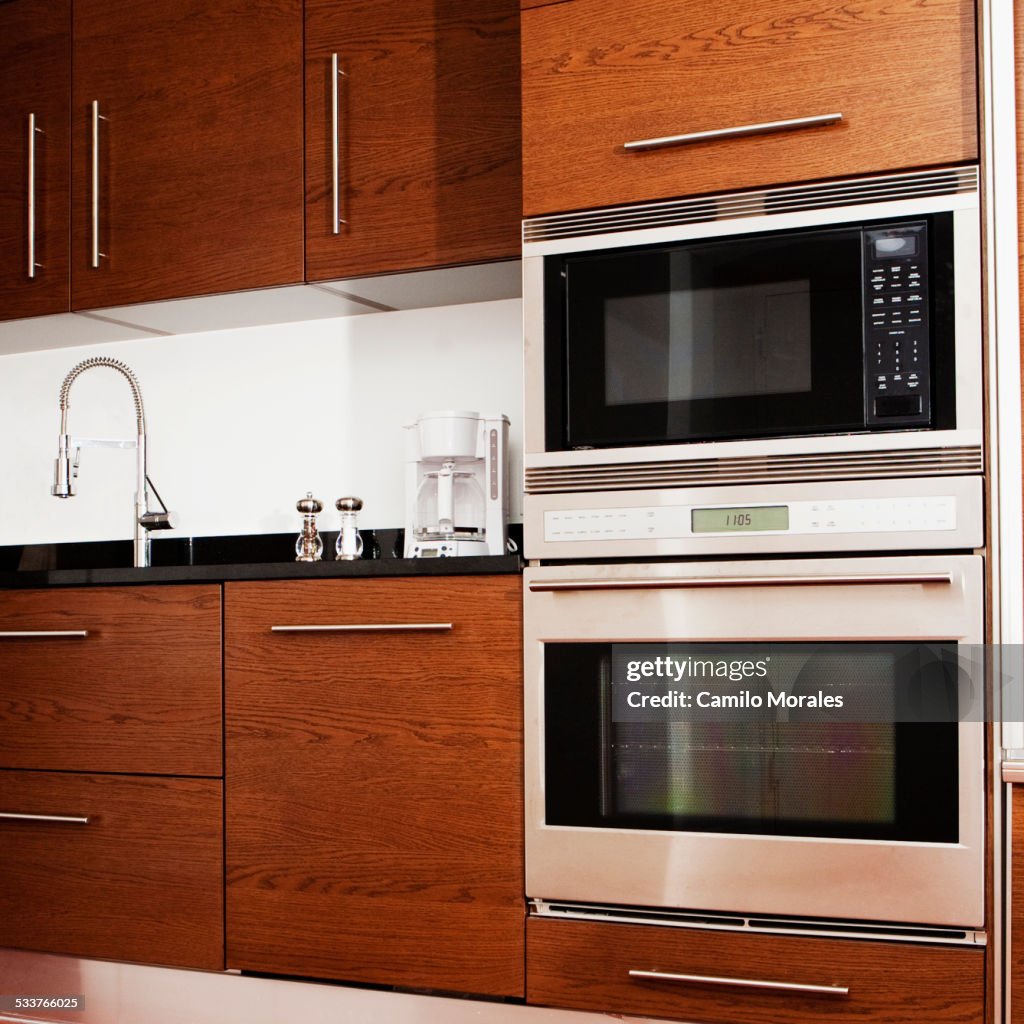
[523,167,982,560]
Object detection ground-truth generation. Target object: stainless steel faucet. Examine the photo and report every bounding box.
[51,357,176,568]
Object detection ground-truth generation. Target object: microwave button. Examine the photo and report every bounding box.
[874,394,922,418]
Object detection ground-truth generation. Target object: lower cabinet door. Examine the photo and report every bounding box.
[0,771,224,970]
[225,576,524,998]
[527,917,985,1024]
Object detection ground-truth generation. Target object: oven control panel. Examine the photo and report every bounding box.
[863,222,931,428]
[544,495,957,543]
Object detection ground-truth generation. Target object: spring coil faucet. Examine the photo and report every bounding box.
[51,357,176,568]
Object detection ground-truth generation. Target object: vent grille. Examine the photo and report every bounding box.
[523,166,979,244]
[525,446,983,494]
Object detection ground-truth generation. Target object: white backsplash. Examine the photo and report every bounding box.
[0,298,524,546]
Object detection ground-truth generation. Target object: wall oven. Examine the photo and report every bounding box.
[524,555,985,930]
[523,166,982,561]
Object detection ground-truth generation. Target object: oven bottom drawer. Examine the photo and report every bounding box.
[0,771,224,970]
[526,917,984,1023]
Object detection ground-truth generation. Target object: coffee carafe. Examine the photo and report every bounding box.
[404,411,510,557]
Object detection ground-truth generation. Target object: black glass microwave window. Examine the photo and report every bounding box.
[543,643,959,844]
[546,216,955,450]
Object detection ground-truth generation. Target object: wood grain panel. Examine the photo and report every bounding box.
[0,585,222,776]
[225,576,524,997]
[522,0,978,216]
[0,771,223,970]
[305,0,521,280]
[528,916,985,1023]
[1012,786,1024,1024]
[0,0,70,321]
[70,0,303,310]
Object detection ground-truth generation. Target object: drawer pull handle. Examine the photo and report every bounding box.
[0,630,90,638]
[331,52,348,233]
[628,969,849,997]
[27,112,43,279]
[624,112,843,152]
[530,572,952,593]
[0,812,91,825]
[271,623,453,633]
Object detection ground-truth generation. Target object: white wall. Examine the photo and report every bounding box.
[0,298,523,546]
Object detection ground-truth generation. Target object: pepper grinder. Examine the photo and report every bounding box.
[295,492,324,562]
[335,496,364,560]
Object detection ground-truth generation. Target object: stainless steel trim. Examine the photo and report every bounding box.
[0,630,89,639]
[271,623,453,633]
[27,113,39,279]
[523,165,978,246]
[331,53,347,232]
[627,969,849,997]
[529,573,952,593]
[624,112,843,153]
[90,101,101,267]
[0,812,90,825]
[1003,764,1024,784]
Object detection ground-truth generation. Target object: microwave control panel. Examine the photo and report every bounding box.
[863,222,931,428]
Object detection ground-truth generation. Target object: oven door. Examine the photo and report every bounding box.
[524,555,984,928]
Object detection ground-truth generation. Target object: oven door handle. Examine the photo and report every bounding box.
[528,572,953,593]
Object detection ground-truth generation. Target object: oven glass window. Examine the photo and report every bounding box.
[543,643,959,843]
[558,225,866,447]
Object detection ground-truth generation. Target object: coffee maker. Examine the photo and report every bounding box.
[404,411,510,557]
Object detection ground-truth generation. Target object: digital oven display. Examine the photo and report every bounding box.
[691,505,790,533]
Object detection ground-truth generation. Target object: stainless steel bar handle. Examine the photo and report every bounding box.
[0,811,90,825]
[27,113,40,279]
[628,969,849,997]
[0,630,89,638]
[624,112,843,152]
[529,573,953,593]
[331,53,347,232]
[90,100,104,268]
[272,623,453,633]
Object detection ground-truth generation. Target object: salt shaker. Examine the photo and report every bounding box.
[295,492,324,562]
[335,497,364,560]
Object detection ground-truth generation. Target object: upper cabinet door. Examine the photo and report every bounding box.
[0,0,71,322]
[70,0,304,311]
[305,0,522,281]
[522,0,978,216]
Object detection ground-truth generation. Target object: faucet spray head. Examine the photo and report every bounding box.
[51,436,76,498]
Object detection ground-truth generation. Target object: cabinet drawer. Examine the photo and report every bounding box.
[225,576,524,997]
[527,917,984,1023]
[522,0,978,215]
[0,585,221,775]
[0,771,224,970]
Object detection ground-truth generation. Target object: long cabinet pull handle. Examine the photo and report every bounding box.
[624,112,843,152]
[529,573,952,593]
[0,630,90,638]
[90,100,106,268]
[271,623,453,633]
[27,113,42,279]
[331,53,347,233]
[0,812,91,825]
[628,969,849,997]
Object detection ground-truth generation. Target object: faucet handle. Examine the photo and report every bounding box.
[139,510,178,531]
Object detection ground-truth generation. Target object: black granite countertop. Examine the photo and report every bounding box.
[0,527,523,588]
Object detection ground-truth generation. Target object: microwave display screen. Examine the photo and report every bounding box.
[543,642,959,843]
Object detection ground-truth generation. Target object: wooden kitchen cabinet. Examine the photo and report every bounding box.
[0,584,222,777]
[521,0,978,216]
[528,916,986,1023]
[225,575,524,997]
[70,0,304,310]
[1012,786,1024,1024]
[0,771,224,970]
[0,0,71,321]
[304,0,522,280]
